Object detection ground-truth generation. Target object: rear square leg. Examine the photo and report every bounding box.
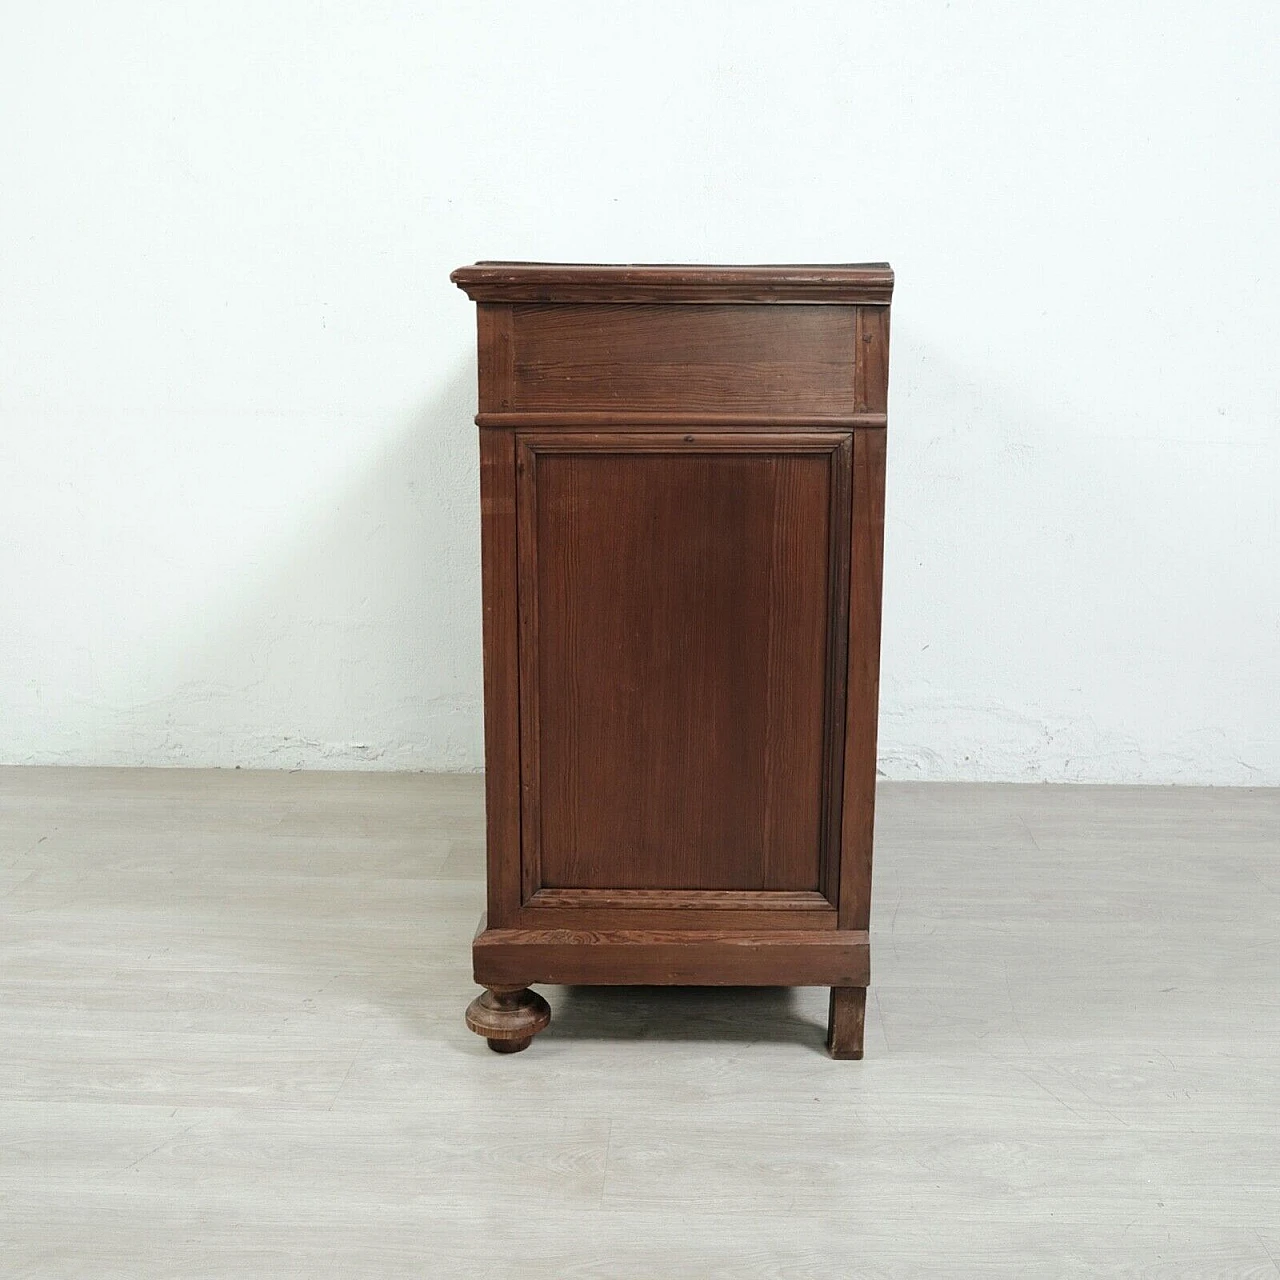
[827,986,866,1059]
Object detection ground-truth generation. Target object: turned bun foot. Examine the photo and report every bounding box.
[465,985,551,1053]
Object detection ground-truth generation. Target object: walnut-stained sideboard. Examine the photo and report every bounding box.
[450,262,892,1057]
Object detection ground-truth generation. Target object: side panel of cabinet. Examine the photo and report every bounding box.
[513,431,852,922]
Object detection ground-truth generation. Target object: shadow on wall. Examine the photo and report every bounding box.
[85,314,1271,782]
[879,327,1144,782]
[877,326,1272,784]
[145,325,1139,779]
[129,357,484,770]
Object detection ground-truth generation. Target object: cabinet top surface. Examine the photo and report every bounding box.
[451,261,894,305]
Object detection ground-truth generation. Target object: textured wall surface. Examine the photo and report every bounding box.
[2,3,1277,782]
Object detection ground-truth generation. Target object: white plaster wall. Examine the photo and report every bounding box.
[2,2,1277,783]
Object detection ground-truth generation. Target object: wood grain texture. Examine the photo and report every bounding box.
[826,986,867,1059]
[855,305,891,414]
[506,904,838,933]
[517,434,846,896]
[475,302,514,413]
[504,304,859,414]
[524,889,833,912]
[476,411,887,430]
[3,767,1280,1276]
[472,925,870,988]
[839,428,887,931]
[476,427,522,927]
[819,434,853,904]
[464,985,551,1054]
[459,263,892,1053]
[517,888,839,931]
[451,261,894,304]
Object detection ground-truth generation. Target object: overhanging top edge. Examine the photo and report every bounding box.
[450,262,894,303]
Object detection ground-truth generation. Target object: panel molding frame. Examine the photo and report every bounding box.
[526,888,834,912]
[513,429,854,921]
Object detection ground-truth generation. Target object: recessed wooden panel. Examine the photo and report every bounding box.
[507,304,858,415]
[517,432,850,897]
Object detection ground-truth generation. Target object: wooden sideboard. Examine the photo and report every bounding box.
[450,262,892,1057]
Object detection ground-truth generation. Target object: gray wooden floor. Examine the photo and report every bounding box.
[1,768,1277,1278]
